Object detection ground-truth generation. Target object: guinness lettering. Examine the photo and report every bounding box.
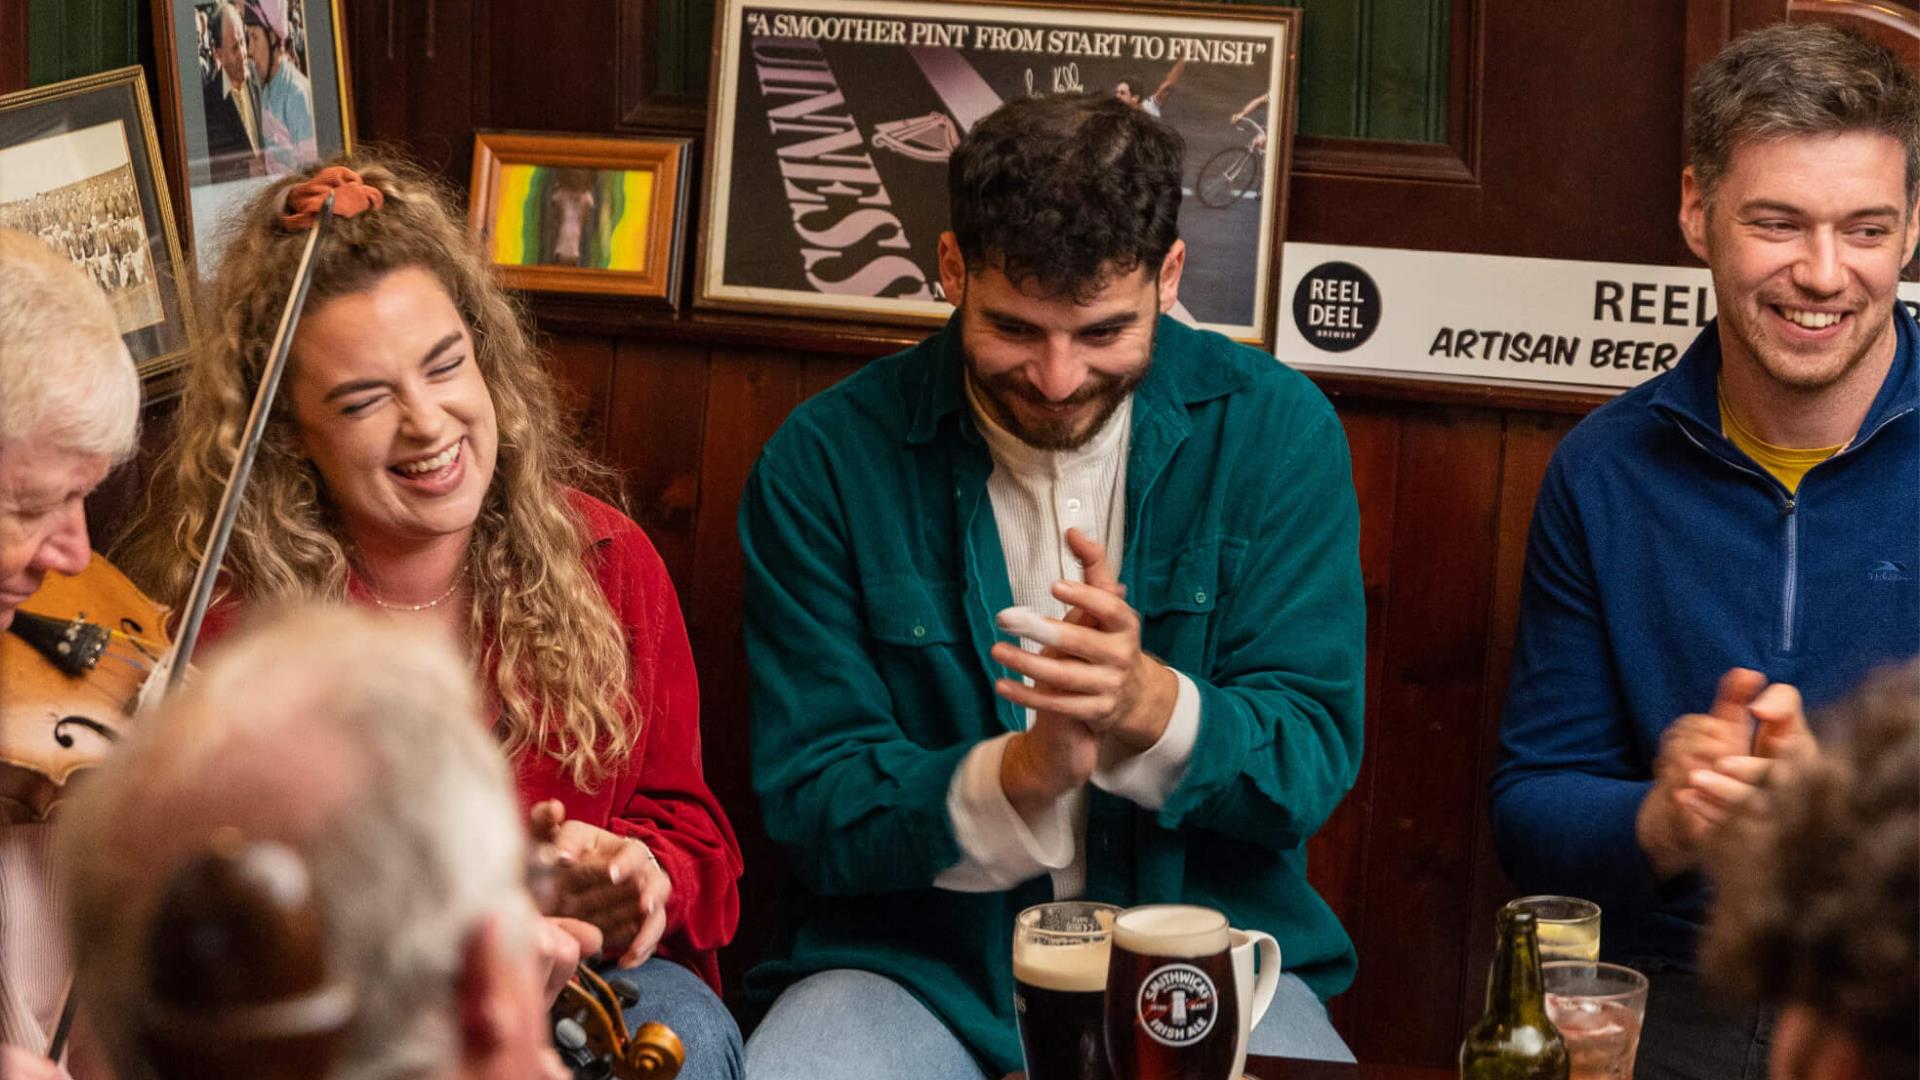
[751,37,935,300]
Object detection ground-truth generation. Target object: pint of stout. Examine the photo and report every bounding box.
[1105,905,1239,1080]
[1013,901,1119,1080]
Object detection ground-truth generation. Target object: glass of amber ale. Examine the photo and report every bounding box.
[1104,905,1239,1080]
[1014,901,1121,1080]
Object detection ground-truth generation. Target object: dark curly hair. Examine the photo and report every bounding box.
[1701,661,1918,1080]
[947,92,1183,302]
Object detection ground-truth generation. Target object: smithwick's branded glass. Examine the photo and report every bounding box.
[1014,901,1121,1080]
[1226,929,1281,1080]
[1105,905,1240,1080]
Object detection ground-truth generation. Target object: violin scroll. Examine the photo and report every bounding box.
[550,966,685,1080]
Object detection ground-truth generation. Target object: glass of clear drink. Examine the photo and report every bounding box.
[1542,961,1648,1080]
[1504,895,1601,962]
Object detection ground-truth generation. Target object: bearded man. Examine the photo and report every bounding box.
[737,92,1364,1079]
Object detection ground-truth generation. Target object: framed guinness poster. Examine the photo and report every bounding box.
[699,0,1300,345]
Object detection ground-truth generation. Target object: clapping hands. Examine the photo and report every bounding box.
[1637,667,1817,877]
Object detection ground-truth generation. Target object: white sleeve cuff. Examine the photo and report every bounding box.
[1092,670,1200,811]
[934,733,1076,892]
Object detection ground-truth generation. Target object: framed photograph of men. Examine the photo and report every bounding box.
[152,0,355,267]
[0,68,197,388]
[698,0,1300,345]
[468,132,693,304]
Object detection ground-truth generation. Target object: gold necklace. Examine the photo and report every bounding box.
[366,577,462,612]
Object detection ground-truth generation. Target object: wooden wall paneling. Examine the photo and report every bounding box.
[1294,0,1367,138]
[488,0,618,135]
[617,0,712,131]
[1343,407,1504,1065]
[1454,410,1578,1039]
[1291,0,1691,267]
[603,338,711,595]
[346,0,409,160]
[25,0,136,86]
[540,332,615,459]
[344,0,484,185]
[686,348,811,988]
[1311,403,1402,1039]
[1360,0,1450,141]
[410,0,484,184]
[1,0,28,92]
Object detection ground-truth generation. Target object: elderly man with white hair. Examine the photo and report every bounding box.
[57,604,581,1080]
[0,225,142,1080]
[0,226,141,632]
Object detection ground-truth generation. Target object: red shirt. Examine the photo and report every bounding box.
[198,490,742,989]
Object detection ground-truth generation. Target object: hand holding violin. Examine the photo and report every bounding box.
[530,800,672,969]
[534,915,603,1006]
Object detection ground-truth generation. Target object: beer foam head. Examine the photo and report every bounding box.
[1013,939,1110,992]
[1114,905,1231,959]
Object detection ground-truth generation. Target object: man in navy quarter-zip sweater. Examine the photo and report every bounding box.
[1493,23,1919,1080]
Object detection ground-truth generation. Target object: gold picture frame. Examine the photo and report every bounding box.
[468,131,692,304]
[0,67,199,392]
[151,0,357,268]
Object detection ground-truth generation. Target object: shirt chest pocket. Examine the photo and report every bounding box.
[860,579,984,740]
[1137,539,1244,671]
[862,579,967,646]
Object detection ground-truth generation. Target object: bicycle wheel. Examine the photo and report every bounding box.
[1196,147,1254,208]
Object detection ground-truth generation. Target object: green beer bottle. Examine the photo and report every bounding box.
[1460,908,1570,1080]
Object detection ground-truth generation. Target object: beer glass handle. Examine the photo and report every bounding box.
[1244,930,1281,1024]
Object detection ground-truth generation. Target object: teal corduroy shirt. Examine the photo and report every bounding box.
[738,314,1365,1073]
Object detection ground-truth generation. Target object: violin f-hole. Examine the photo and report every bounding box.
[53,716,121,748]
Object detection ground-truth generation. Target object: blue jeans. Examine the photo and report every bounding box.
[744,968,1353,1079]
[601,958,744,1080]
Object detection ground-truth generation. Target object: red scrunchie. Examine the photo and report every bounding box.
[281,166,385,229]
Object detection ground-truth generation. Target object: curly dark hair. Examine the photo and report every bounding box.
[947,92,1183,302]
[1701,661,1919,1080]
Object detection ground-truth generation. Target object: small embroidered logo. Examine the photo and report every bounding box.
[1867,560,1912,583]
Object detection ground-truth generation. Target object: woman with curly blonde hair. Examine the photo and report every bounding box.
[120,156,744,1078]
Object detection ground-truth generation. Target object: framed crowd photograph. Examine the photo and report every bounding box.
[152,0,355,267]
[0,68,197,388]
[699,0,1300,345]
[468,131,693,304]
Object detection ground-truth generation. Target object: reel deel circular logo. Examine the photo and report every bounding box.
[1292,261,1381,352]
[1136,963,1219,1047]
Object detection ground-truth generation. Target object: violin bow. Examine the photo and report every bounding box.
[137,195,335,710]
[46,196,336,1064]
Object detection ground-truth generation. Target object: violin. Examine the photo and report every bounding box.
[1,190,339,833]
[7,194,680,1080]
[3,195,339,1066]
[0,559,172,825]
[550,966,685,1080]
